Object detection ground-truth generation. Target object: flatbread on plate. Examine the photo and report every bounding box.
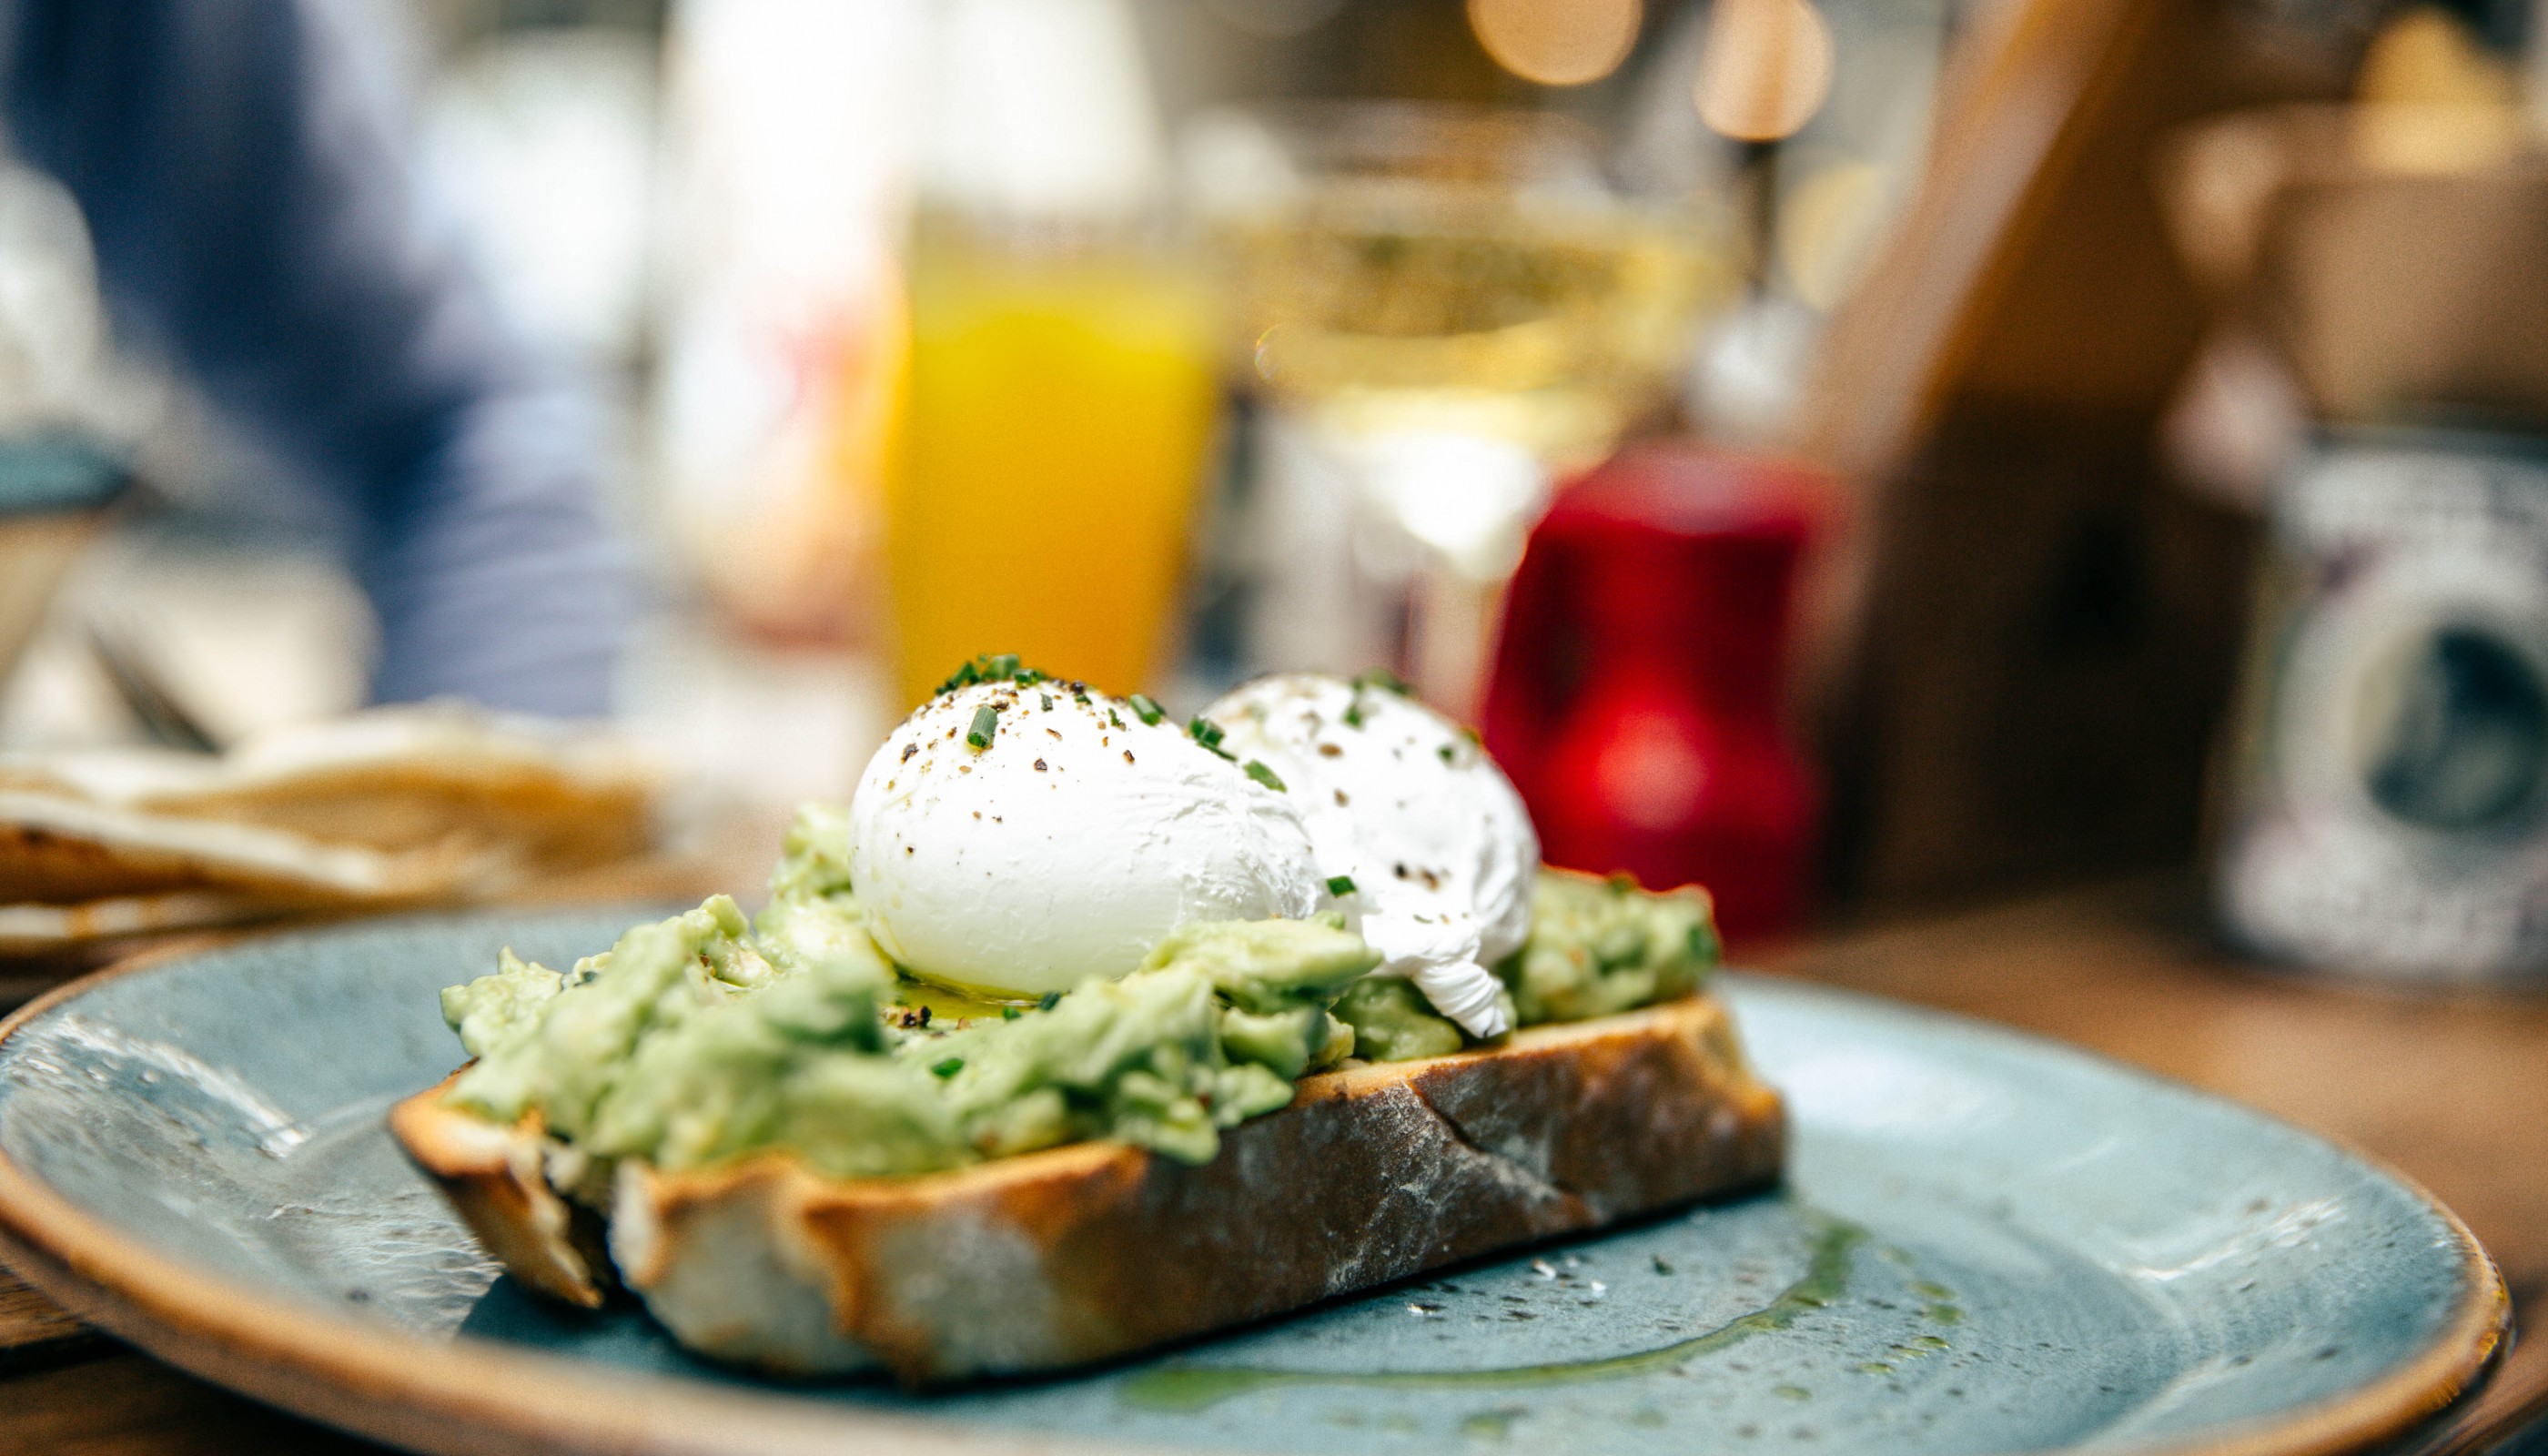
[2,704,665,948]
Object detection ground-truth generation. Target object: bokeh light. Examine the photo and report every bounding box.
[1466,0,1643,88]
[1694,0,1835,142]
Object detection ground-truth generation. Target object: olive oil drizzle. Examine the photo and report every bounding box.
[1119,1213,1867,1412]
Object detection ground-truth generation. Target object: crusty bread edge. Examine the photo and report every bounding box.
[388,1087,609,1309]
[393,994,1785,1384]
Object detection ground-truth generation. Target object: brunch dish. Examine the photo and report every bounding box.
[0,661,2506,1456]
[392,662,1784,1380]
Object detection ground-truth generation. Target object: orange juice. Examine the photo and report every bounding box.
[884,222,1219,704]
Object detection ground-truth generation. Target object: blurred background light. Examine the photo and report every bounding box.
[1695,0,1835,142]
[2348,5,2525,175]
[1466,0,1643,88]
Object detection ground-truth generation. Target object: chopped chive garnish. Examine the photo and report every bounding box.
[966,703,1000,749]
[1188,716,1234,759]
[935,652,1054,696]
[1352,667,1412,696]
[1107,709,1126,729]
[932,1057,964,1077]
[1128,693,1165,725]
[1326,875,1357,896]
[1437,743,1456,764]
[1687,924,1719,962]
[1001,1006,1021,1020]
[1342,701,1365,728]
[1038,989,1063,1012]
[1243,759,1287,792]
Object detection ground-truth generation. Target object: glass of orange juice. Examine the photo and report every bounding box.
[883,215,1219,705]
[881,0,1219,704]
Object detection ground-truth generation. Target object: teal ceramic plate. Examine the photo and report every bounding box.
[0,912,2505,1456]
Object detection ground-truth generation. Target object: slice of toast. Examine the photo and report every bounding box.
[391,993,1784,1385]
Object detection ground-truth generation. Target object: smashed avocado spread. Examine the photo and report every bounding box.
[1327,869,1722,1060]
[1503,868,1720,1025]
[440,806,1718,1178]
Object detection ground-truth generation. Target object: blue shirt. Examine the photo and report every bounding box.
[1,0,632,718]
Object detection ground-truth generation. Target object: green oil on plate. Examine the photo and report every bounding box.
[0,911,2505,1455]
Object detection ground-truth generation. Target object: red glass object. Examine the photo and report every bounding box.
[1482,442,1823,944]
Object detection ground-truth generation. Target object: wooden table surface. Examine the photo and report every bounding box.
[1,873,2543,1454]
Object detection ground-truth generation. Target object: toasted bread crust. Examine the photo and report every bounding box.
[388,1087,611,1309]
[394,994,1783,1383]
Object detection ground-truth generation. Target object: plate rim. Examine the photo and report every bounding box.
[0,914,2512,1456]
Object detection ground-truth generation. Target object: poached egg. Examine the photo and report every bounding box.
[846,678,1318,996]
[1205,673,1538,1037]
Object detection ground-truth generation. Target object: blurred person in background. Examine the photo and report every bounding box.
[0,0,631,719]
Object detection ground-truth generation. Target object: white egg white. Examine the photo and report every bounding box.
[847,681,1318,996]
[1205,673,1539,1037]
